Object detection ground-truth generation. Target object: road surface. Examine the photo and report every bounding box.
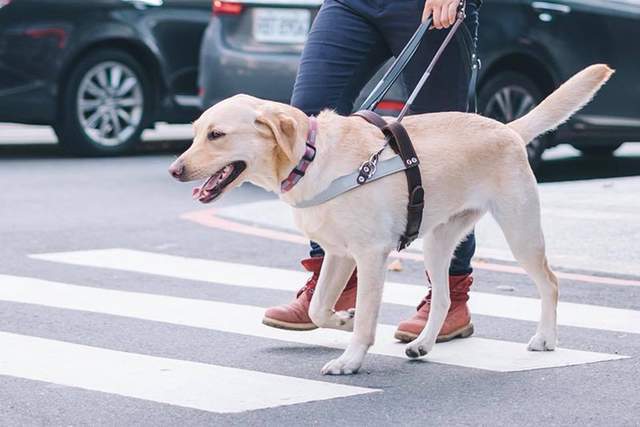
[1,124,639,426]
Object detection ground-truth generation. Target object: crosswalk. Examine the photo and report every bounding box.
[1,247,636,414]
[30,249,640,334]
[0,332,378,414]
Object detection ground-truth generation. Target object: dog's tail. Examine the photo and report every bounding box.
[507,64,614,144]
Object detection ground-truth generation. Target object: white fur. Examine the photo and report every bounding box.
[173,64,613,375]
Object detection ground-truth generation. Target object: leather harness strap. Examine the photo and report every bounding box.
[352,110,388,130]
[352,111,424,251]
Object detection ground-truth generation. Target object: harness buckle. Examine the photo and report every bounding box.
[357,152,380,184]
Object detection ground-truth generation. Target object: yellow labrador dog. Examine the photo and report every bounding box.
[169,64,612,375]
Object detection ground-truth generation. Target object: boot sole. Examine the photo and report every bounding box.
[262,316,318,331]
[394,323,474,344]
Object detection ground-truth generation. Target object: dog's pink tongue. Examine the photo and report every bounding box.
[192,186,203,199]
[204,177,218,191]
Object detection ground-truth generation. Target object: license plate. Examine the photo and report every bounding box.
[253,8,311,44]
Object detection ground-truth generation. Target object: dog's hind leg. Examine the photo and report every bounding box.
[321,249,389,375]
[405,210,482,359]
[308,253,357,331]
[490,177,559,351]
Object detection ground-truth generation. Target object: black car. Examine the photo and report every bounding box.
[0,0,210,154]
[199,0,640,168]
[478,0,640,167]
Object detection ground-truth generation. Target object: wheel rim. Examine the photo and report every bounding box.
[483,85,543,162]
[76,61,144,147]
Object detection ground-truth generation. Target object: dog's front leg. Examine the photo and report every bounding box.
[308,253,356,331]
[321,250,388,375]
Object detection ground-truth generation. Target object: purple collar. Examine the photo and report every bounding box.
[280,116,318,193]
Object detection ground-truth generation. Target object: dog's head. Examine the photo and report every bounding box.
[168,94,308,203]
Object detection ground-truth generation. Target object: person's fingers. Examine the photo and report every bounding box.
[432,4,442,29]
[447,1,458,27]
[421,3,432,23]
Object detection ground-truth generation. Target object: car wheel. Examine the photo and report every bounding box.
[573,143,623,157]
[55,49,152,155]
[479,71,549,172]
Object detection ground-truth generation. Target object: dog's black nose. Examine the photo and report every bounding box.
[169,160,184,180]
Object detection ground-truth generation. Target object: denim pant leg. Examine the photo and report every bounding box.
[290,0,391,258]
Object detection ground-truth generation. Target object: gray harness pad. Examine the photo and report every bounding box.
[291,155,407,209]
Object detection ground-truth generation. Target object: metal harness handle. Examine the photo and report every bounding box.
[358,0,468,118]
[355,3,467,250]
[357,1,468,177]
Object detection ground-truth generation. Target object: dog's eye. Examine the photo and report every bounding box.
[207,129,225,141]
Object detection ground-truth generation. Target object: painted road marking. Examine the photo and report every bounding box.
[31,249,640,335]
[0,274,627,372]
[0,331,377,413]
[181,207,640,288]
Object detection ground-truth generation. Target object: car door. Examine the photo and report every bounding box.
[141,0,211,103]
[526,0,640,125]
[0,0,72,123]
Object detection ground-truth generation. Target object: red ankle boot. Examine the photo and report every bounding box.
[262,257,357,330]
[394,274,474,343]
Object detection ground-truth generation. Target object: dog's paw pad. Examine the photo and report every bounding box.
[405,345,428,359]
[527,333,557,352]
[321,358,361,375]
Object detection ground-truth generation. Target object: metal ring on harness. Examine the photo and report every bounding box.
[291,9,468,250]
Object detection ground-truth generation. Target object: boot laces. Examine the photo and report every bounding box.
[415,280,470,311]
[296,274,319,298]
[416,289,432,311]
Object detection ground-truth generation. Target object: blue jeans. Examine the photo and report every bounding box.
[291,0,479,276]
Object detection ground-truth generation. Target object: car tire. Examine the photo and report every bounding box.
[55,49,153,156]
[573,143,623,157]
[479,71,550,172]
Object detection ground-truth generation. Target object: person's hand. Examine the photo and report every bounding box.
[422,0,462,29]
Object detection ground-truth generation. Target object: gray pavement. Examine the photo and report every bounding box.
[1,125,640,426]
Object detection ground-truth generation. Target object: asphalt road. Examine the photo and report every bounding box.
[1,125,640,426]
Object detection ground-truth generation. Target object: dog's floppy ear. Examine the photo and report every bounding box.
[255,105,299,162]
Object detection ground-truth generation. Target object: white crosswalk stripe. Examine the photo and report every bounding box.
[31,248,640,335]
[0,331,378,413]
[0,274,626,373]
[0,248,635,414]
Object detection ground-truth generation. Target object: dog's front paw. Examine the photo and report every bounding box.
[527,332,557,351]
[321,356,362,375]
[405,341,429,359]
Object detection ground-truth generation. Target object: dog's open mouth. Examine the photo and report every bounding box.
[192,161,246,204]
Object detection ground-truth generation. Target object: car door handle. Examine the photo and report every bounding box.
[531,1,571,14]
